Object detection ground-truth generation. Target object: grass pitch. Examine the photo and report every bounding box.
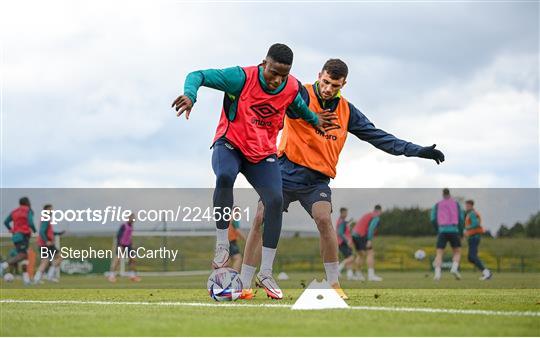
[1,272,539,336]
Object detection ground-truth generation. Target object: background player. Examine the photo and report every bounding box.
[34,204,62,284]
[352,205,383,281]
[464,199,492,280]
[228,206,246,272]
[336,207,355,282]
[431,188,464,281]
[108,213,140,282]
[1,197,36,285]
[172,43,335,299]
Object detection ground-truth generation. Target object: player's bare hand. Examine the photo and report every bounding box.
[366,240,373,250]
[171,95,193,119]
[314,110,338,134]
[46,241,54,246]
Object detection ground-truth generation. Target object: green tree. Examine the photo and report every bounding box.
[524,212,540,238]
[379,207,433,236]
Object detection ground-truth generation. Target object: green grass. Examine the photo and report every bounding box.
[1,272,539,336]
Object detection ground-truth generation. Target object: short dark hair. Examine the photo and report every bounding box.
[374,204,382,211]
[267,43,293,65]
[19,197,30,206]
[339,207,348,213]
[443,188,450,196]
[322,59,348,80]
[43,204,53,210]
[466,200,474,206]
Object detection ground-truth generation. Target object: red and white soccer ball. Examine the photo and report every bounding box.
[207,267,243,302]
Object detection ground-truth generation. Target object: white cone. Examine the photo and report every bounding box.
[291,279,349,310]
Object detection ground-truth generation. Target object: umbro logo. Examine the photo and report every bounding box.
[266,157,276,163]
[320,192,328,198]
[250,103,279,119]
[324,124,341,132]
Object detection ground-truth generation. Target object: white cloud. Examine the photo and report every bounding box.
[332,52,538,188]
[1,1,537,188]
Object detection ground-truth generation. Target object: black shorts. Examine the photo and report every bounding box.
[229,240,240,256]
[353,236,368,251]
[279,156,332,217]
[339,242,352,258]
[14,235,30,254]
[258,182,332,217]
[40,245,58,259]
[282,184,332,217]
[436,233,461,249]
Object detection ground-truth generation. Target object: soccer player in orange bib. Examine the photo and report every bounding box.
[239,59,445,300]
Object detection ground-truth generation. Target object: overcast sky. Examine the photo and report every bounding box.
[1,1,538,189]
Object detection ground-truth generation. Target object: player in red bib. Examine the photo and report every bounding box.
[172,44,336,298]
[34,204,63,284]
[1,197,36,285]
[352,205,383,281]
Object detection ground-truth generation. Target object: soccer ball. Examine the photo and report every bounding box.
[207,267,243,302]
[3,273,14,282]
[414,249,426,261]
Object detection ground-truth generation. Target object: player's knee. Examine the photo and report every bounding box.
[215,171,236,188]
[262,191,283,211]
[314,215,333,235]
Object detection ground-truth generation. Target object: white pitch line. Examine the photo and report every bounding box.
[1,299,539,317]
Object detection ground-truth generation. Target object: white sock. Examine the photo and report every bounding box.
[346,269,354,278]
[47,266,56,280]
[56,266,60,279]
[216,228,229,246]
[435,266,442,276]
[1,262,8,269]
[482,268,490,275]
[260,247,277,274]
[323,262,339,285]
[23,272,30,284]
[240,264,257,289]
[34,271,42,282]
[368,268,376,277]
[451,261,459,271]
[338,261,345,272]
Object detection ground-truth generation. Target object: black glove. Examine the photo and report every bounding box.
[418,144,445,164]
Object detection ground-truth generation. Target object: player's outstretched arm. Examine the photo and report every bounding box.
[172,67,246,120]
[347,103,445,164]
